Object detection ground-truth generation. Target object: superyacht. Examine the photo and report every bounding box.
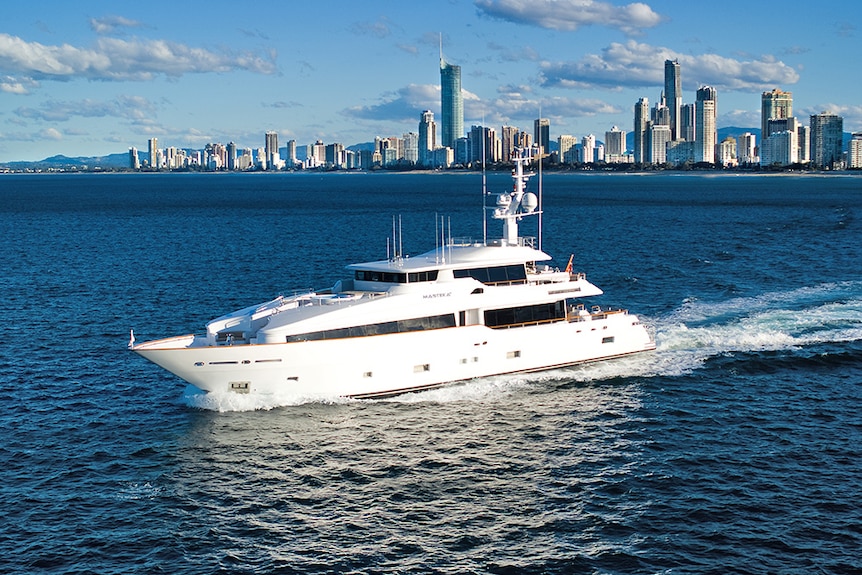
[131,149,655,399]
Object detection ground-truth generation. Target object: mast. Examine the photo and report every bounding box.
[492,148,539,246]
[482,117,488,244]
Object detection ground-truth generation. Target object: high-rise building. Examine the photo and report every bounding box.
[227,142,237,171]
[647,123,671,164]
[501,125,519,162]
[634,98,649,164]
[695,86,717,163]
[760,130,798,167]
[469,125,496,165]
[718,136,738,167]
[148,137,159,170]
[558,135,577,164]
[287,139,297,167]
[652,94,670,127]
[440,55,463,149]
[737,132,757,165]
[810,112,844,169]
[680,103,695,142]
[664,59,682,140]
[403,132,419,165]
[129,147,139,170]
[534,118,550,156]
[604,126,625,156]
[796,126,810,163]
[418,110,436,167]
[849,132,862,169]
[761,89,793,141]
[325,143,345,168]
[264,131,279,170]
[581,134,596,164]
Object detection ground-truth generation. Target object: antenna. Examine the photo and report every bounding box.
[538,137,543,252]
[439,32,443,63]
[482,114,487,244]
[537,105,544,251]
[392,215,397,259]
[434,212,439,263]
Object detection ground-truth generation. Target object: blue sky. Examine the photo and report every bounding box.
[1,0,859,162]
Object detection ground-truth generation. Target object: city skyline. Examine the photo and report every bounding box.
[1,0,860,163]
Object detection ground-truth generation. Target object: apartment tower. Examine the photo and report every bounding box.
[761,89,793,141]
[695,86,717,163]
[440,52,463,149]
[664,59,682,140]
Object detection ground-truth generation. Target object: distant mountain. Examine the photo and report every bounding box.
[1,153,130,170]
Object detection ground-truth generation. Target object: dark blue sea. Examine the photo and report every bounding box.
[2,171,861,574]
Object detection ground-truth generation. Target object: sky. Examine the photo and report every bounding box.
[1,0,860,162]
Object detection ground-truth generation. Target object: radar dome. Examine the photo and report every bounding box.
[521,192,538,213]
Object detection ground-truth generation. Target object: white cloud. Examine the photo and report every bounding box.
[343,84,440,122]
[41,127,63,140]
[1,75,38,94]
[15,96,158,122]
[476,0,662,35]
[539,40,800,92]
[0,33,277,85]
[89,16,144,35]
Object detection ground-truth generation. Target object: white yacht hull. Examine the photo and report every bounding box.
[133,310,654,400]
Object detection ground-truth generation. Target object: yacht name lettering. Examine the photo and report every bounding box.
[423,292,452,299]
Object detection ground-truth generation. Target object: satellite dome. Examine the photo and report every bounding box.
[521,192,538,213]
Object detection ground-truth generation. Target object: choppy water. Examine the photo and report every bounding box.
[1,172,861,574]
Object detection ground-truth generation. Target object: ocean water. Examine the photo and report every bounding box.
[1,171,861,574]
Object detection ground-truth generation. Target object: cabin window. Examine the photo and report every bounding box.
[484,301,566,329]
[453,264,527,285]
[602,336,615,344]
[354,270,407,283]
[407,270,439,283]
[286,313,456,343]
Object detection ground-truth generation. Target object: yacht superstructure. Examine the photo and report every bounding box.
[131,150,655,399]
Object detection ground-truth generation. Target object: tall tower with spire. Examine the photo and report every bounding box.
[664,59,681,140]
[439,38,463,150]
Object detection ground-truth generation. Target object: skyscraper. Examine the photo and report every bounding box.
[501,125,519,162]
[810,112,844,169]
[440,55,463,149]
[679,103,695,142]
[761,89,793,141]
[534,118,550,156]
[737,132,757,165]
[647,123,671,164]
[227,141,237,171]
[148,137,159,170]
[582,134,596,164]
[849,132,862,169]
[287,139,297,166]
[695,86,717,163]
[558,135,577,164]
[604,126,625,156]
[634,98,649,164]
[664,59,681,140]
[265,131,278,170]
[418,110,436,167]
